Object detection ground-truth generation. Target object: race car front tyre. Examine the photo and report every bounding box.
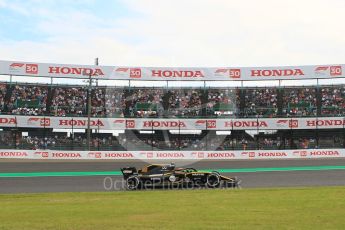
[206,173,221,188]
[126,176,140,190]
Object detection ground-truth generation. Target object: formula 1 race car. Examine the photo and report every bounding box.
[121,163,240,190]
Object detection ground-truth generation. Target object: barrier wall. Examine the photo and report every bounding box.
[0,149,343,160]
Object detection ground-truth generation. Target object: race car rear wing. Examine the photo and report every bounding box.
[120,167,137,179]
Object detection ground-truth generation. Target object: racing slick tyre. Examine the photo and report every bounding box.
[206,173,221,188]
[126,175,141,190]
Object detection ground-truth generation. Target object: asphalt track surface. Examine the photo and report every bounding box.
[1,158,345,193]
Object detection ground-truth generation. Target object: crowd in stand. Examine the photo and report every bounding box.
[104,88,125,117]
[123,134,258,151]
[51,87,87,116]
[0,134,124,150]
[167,89,203,117]
[1,82,345,153]
[243,88,278,117]
[0,131,15,147]
[127,88,164,117]
[1,130,344,150]
[0,82,344,118]
[11,107,46,116]
[7,85,48,115]
[321,86,345,116]
[90,88,105,117]
[163,137,206,150]
[0,84,7,113]
[283,87,317,117]
[207,89,237,116]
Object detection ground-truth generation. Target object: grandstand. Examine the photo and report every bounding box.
[0,61,344,153]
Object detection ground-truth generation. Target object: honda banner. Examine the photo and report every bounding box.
[0,116,345,130]
[0,149,343,160]
[0,60,344,81]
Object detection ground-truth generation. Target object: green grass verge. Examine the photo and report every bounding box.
[0,187,345,230]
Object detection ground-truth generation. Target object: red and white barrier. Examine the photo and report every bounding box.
[0,149,343,160]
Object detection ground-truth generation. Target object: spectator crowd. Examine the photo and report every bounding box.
[283,87,317,117]
[167,89,203,117]
[1,130,343,151]
[321,86,345,116]
[0,82,344,118]
[244,88,278,117]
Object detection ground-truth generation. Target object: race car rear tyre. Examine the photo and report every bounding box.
[126,176,140,190]
[206,173,221,188]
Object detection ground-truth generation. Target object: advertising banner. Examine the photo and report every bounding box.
[0,149,343,160]
[0,116,344,130]
[1,60,344,81]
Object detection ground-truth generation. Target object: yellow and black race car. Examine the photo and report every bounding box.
[121,163,240,190]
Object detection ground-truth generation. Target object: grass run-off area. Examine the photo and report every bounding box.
[1,187,345,230]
